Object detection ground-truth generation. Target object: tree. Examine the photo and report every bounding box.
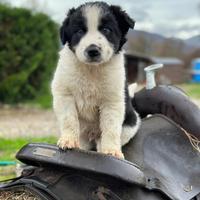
[0,4,59,103]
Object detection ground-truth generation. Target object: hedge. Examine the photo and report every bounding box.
[0,4,59,104]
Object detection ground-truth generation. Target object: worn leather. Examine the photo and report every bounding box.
[1,85,200,199]
[1,166,170,200]
[16,115,200,200]
[124,114,200,200]
[16,143,145,186]
[132,85,200,139]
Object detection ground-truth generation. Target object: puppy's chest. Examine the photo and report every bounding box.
[72,74,103,121]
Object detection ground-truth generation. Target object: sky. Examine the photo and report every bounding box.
[2,0,200,39]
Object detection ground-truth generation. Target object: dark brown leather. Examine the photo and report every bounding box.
[16,115,200,200]
[2,84,200,199]
[124,114,200,200]
[132,85,200,139]
[16,143,145,186]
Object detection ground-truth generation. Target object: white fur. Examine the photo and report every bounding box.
[75,5,114,65]
[52,44,126,155]
[52,4,140,158]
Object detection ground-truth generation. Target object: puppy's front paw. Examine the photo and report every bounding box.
[57,136,79,150]
[101,149,124,159]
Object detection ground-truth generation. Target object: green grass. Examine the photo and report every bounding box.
[178,83,200,99]
[24,93,52,109]
[0,136,57,181]
[0,136,56,161]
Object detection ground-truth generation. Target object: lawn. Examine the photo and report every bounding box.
[24,93,52,109]
[178,83,200,99]
[0,136,56,161]
[0,136,57,181]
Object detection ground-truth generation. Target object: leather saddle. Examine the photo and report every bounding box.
[1,115,199,200]
[1,86,200,200]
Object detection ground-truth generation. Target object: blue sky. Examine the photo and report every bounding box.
[2,0,200,39]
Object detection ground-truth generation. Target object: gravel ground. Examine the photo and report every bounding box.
[0,106,59,138]
[0,99,199,139]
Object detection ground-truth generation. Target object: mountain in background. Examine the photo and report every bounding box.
[126,30,200,59]
[185,35,200,48]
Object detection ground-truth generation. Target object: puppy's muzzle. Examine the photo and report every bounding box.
[84,44,101,62]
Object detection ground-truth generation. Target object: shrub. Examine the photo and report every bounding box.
[0,4,59,104]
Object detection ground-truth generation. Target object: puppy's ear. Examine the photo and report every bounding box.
[110,5,135,49]
[60,8,76,45]
[110,5,135,35]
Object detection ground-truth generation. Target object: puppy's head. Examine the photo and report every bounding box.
[60,2,135,65]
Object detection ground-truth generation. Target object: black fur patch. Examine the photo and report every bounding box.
[60,2,135,53]
[60,7,87,50]
[123,83,137,127]
[98,13,121,53]
[109,5,135,50]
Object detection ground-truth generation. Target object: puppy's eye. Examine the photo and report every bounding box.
[76,29,85,36]
[102,27,112,35]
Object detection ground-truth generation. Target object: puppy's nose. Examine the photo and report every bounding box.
[85,44,101,60]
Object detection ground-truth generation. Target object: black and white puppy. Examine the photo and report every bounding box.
[51,2,141,158]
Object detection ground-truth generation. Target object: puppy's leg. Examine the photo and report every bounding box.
[99,101,125,158]
[53,94,80,149]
